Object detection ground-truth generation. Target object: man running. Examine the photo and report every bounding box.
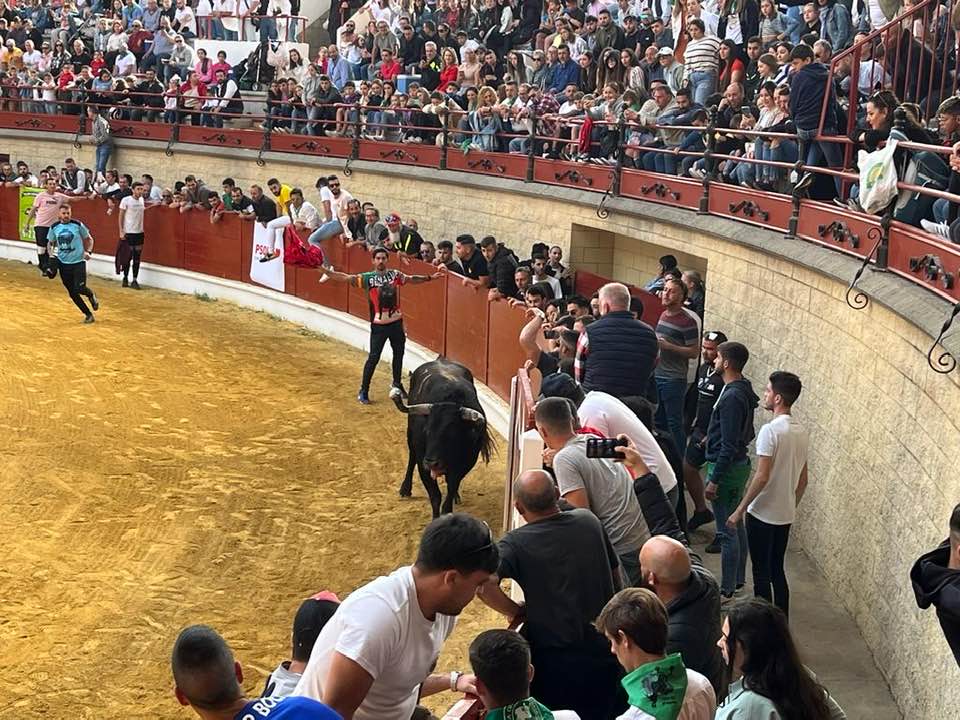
[47,203,100,324]
[319,246,444,404]
[25,177,70,277]
[118,180,148,288]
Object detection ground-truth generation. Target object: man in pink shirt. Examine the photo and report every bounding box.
[26,176,72,277]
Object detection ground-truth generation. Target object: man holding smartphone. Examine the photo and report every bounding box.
[535,397,650,585]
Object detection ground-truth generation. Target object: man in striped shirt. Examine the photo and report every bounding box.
[682,19,721,107]
[655,276,702,460]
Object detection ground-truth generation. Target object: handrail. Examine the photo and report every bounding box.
[2,94,960,312]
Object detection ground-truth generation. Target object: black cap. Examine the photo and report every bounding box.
[539,372,585,405]
[292,592,340,662]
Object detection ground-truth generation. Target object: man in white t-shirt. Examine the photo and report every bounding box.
[596,587,716,720]
[174,0,198,37]
[292,513,499,720]
[119,181,149,289]
[727,371,808,618]
[212,0,239,39]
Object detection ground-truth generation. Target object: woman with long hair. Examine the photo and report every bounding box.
[718,39,745,93]
[619,48,646,96]
[504,49,528,85]
[438,47,459,91]
[718,599,846,720]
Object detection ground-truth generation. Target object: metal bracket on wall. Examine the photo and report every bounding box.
[728,200,770,222]
[845,228,884,310]
[467,157,505,173]
[909,254,955,290]
[927,302,960,374]
[554,169,594,187]
[818,220,860,249]
[597,171,618,219]
[640,182,681,201]
[164,121,179,157]
[380,148,418,162]
[73,104,87,150]
[256,125,274,167]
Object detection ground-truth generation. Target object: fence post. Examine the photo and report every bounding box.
[698,107,716,214]
[525,107,537,183]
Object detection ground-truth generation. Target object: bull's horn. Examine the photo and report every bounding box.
[406,404,434,415]
[460,407,486,424]
[389,387,409,413]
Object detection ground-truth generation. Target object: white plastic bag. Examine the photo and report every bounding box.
[857,139,899,215]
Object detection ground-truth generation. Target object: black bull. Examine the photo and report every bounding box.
[390,359,493,518]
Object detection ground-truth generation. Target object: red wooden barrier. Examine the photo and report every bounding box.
[486,300,529,400]
[386,255,447,355]
[0,185,20,241]
[183,209,244,280]
[142,205,185,269]
[574,270,664,326]
[444,278,489,384]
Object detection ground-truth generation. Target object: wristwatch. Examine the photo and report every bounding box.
[449,670,462,692]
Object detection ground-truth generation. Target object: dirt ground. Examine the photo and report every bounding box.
[0,260,506,719]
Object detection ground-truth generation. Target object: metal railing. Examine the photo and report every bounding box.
[1,89,958,372]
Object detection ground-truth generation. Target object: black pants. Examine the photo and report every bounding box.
[746,513,792,617]
[361,320,405,393]
[58,261,95,317]
[122,234,144,279]
[529,643,626,720]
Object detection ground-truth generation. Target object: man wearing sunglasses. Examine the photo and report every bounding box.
[293,513,499,720]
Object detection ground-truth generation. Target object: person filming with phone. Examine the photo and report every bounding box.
[534,397,650,586]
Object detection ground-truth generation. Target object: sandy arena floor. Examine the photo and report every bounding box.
[0,260,506,718]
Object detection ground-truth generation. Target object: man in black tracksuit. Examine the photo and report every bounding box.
[911,503,960,667]
[480,236,519,301]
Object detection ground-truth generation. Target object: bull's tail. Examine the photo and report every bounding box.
[479,423,495,464]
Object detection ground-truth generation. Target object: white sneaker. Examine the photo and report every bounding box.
[921,219,950,239]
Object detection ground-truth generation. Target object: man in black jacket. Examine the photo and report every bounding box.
[480,236,519,301]
[639,535,725,695]
[574,282,659,402]
[912,503,960,667]
[132,67,164,122]
[703,341,758,601]
[789,44,843,197]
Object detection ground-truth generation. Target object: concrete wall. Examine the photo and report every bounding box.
[6,132,960,716]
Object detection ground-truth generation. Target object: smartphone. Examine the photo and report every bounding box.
[740,105,752,115]
[543,328,558,339]
[585,437,625,460]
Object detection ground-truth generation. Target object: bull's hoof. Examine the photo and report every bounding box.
[399,488,413,498]
[454,493,462,504]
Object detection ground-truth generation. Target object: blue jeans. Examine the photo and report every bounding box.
[798,127,844,197]
[308,219,343,246]
[654,376,687,459]
[688,70,717,108]
[934,197,950,223]
[786,6,803,43]
[258,17,279,41]
[712,491,748,595]
[95,142,112,174]
[769,139,798,184]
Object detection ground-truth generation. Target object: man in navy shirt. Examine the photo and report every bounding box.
[172,625,342,720]
[47,203,100,324]
[549,44,580,96]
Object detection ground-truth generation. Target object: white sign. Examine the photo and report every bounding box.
[250,222,285,292]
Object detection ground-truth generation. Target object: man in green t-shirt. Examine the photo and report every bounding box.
[319,246,444,404]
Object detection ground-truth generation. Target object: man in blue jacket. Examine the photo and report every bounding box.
[789,43,844,197]
[703,341,759,602]
[549,44,580,96]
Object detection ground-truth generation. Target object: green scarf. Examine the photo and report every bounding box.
[621,654,688,720]
[484,697,554,720]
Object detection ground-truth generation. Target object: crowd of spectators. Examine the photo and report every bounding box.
[4,0,960,237]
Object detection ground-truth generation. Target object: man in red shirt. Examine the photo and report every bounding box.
[376,48,402,82]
